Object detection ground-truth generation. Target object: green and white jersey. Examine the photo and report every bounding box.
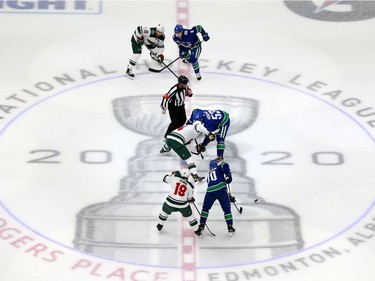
[133,26,165,51]
[163,173,195,209]
[166,121,210,145]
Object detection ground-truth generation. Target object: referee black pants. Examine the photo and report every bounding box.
[164,105,187,138]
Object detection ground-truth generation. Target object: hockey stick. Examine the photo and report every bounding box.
[148,49,179,78]
[148,40,203,74]
[148,56,180,74]
[227,184,243,214]
[194,139,204,159]
[192,202,216,237]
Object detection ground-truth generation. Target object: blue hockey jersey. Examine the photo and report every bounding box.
[207,162,232,192]
[173,25,208,54]
[187,109,229,132]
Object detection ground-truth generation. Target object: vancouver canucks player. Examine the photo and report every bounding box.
[187,109,230,161]
[173,24,210,81]
[195,160,236,237]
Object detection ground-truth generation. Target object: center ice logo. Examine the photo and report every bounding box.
[0,0,102,14]
[0,64,374,279]
[74,94,304,267]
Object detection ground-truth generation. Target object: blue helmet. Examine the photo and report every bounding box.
[191,108,203,122]
[174,24,184,34]
[209,160,218,170]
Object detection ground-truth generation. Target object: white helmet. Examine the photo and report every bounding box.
[156,24,165,34]
[180,168,190,179]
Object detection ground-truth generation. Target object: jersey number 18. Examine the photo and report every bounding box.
[174,182,187,196]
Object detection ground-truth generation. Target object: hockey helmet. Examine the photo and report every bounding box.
[156,24,165,34]
[180,168,191,179]
[209,160,218,170]
[178,75,189,85]
[174,24,184,34]
[191,108,203,122]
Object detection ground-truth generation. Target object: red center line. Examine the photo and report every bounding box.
[177,0,191,81]
[176,1,197,281]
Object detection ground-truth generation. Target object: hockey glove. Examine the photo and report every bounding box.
[180,51,190,60]
[188,197,195,204]
[203,33,210,42]
[208,132,216,141]
[225,173,232,184]
[136,35,144,44]
[196,144,206,153]
[230,195,236,203]
[150,52,159,62]
[186,87,193,97]
[157,54,164,63]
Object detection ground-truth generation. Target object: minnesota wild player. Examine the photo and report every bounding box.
[165,121,216,182]
[157,169,199,232]
[126,24,165,79]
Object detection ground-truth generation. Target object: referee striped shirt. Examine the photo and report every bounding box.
[160,84,187,110]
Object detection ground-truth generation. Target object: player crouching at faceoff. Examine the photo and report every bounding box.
[157,168,199,232]
[195,160,236,237]
[126,24,165,79]
[164,121,216,182]
[187,108,230,161]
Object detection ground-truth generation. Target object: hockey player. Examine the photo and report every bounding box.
[173,24,210,81]
[157,168,199,232]
[187,108,230,161]
[126,24,165,79]
[160,75,193,153]
[195,160,236,237]
[165,121,215,182]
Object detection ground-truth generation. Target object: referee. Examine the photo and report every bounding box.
[160,75,192,153]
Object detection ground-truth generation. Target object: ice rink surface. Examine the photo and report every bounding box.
[0,1,375,280]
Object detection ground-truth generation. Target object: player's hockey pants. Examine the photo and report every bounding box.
[200,187,233,226]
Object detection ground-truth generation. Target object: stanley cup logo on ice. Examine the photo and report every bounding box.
[74,95,304,266]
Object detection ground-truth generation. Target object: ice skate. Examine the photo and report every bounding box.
[196,72,201,81]
[192,174,205,182]
[125,68,134,79]
[194,223,205,238]
[159,144,171,153]
[215,155,224,162]
[228,225,236,237]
